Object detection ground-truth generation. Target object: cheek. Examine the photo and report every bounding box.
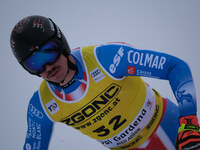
[60,56,68,70]
[39,69,50,79]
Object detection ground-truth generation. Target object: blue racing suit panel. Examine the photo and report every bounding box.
[23,91,54,150]
[95,42,197,117]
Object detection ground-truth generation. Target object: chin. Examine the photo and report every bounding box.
[47,70,68,84]
[56,75,67,83]
[47,76,62,84]
[53,78,64,84]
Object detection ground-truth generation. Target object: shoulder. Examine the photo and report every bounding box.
[95,42,136,73]
[96,42,135,52]
[29,91,40,105]
[95,42,137,60]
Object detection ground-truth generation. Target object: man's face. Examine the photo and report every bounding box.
[40,54,68,83]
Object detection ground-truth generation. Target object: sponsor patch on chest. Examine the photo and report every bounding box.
[90,67,105,83]
[46,99,60,115]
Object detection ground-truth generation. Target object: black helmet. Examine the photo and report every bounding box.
[10,15,71,65]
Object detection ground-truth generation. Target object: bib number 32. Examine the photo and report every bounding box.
[93,115,127,137]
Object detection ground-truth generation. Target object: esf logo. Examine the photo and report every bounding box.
[46,99,60,115]
[109,47,124,74]
[60,84,121,126]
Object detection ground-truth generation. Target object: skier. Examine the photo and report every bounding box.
[10,15,200,150]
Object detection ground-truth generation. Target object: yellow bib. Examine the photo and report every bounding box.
[39,46,163,149]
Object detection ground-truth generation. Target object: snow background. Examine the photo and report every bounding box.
[0,0,199,149]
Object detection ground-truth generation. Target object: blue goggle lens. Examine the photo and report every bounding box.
[22,41,61,74]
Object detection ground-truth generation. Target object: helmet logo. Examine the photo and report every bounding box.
[10,40,15,49]
[13,17,30,34]
[33,18,45,32]
[56,26,62,39]
[48,19,55,32]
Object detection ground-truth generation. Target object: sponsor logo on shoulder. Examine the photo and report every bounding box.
[109,47,124,74]
[46,99,60,115]
[127,66,136,75]
[90,67,105,83]
[127,50,166,70]
[29,104,44,119]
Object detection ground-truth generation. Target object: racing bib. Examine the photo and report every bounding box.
[39,46,163,149]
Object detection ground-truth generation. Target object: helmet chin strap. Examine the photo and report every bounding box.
[59,65,70,84]
[60,56,78,83]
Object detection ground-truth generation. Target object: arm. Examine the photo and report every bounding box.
[97,42,200,149]
[96,42,197,117]
[23,91,54,150]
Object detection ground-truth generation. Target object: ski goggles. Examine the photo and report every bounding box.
[22,41,61,75]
